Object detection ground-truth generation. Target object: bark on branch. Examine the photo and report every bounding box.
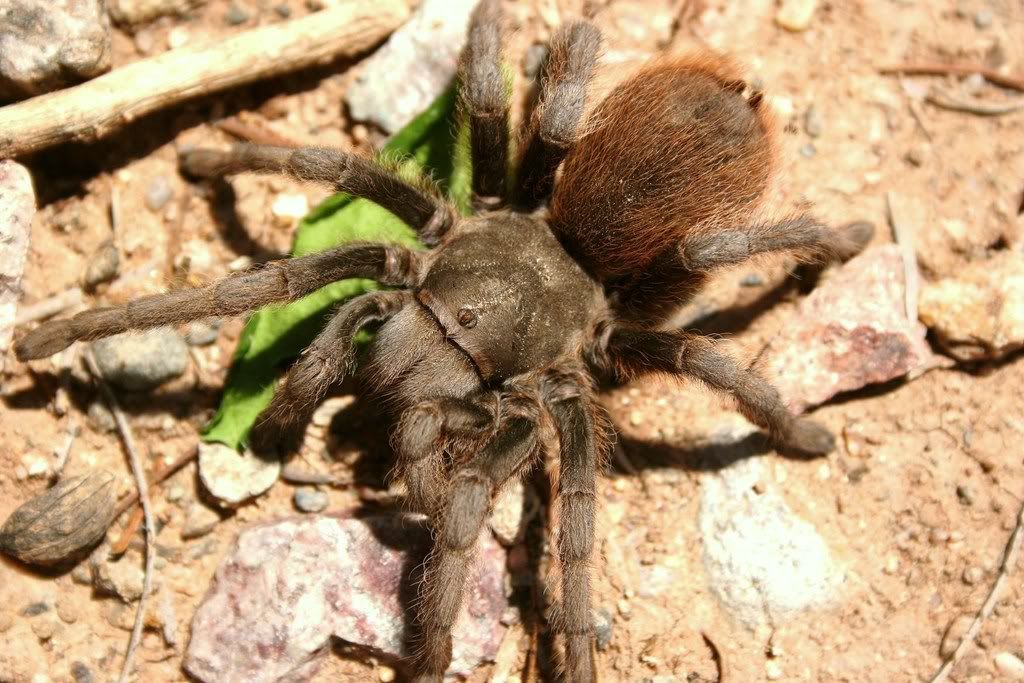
[0,0,410,158]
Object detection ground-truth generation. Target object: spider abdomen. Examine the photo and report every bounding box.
[549,52,777,280]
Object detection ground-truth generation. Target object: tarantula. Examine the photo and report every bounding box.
[16,1,873,680]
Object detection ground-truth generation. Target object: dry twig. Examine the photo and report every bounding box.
[0,1,410,158]
[14,287,84,326]
[879,63,1024,92]
[114,445,200,517]
[885,192,920,323]
[702,631,728,683]
[927,497,1024,683]
[216,115,303,148]
[926,88,1024,116]
[84,350,156,683]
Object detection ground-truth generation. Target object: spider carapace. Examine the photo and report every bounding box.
[15,0,873,679]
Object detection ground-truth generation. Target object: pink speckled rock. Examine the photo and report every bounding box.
[758,245,944,413]
[185,513,508,682]
[0,160,34,374]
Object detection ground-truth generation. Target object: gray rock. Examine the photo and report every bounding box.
[593,607,613,650]
[144,175,173,212]
[700,454,843,626]
[758,245,945,413]
[0,0,111,101]
[919,251,1024,361]
[71,662,93,683]
[293,487,328,513]
[198,442,281,507]
[803,105,823,137]
[184,319,221,346]
[184,513,508,682]
[107,0,206,25]
[799,143,817,158]
[973,9,994,29]
[344,0,476,134]
[181,503,221,540]
[86,400,116,432]
[225,3,250,25]
[0,160,34,375]
[82,239,120,289]
[91,327,189,391]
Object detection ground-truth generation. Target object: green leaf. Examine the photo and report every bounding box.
[202,84,470,449]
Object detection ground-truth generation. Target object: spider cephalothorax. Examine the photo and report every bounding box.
[15,1,873,680]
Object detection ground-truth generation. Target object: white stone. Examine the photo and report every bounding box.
[198,442,281,506]
[0,161,34,374]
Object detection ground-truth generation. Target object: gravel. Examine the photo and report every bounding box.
[91,327,189,391]
[292,487,328,513]
[144,175,173,212]
[198,442,281,507]
[82,240,120,290]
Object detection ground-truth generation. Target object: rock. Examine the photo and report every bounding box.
[973,9,994,29]
[181,503,221,540]
[293,487,328,513]
[962,566,983,585]
[198,442,280,506]
[0,0,111,101]
[71,662,93,683]
[82,240,120,290]
[799,143,817,158]
[344,0,476,134]
[144,175,173,212]
[107,0,206,25]
[758,245,944,413]
[0,160,34,374]
[699,456,843,626]
[995,652,1024,680]
[775,0,818,32]
[919,251,1024,361]
[184,513,508,681]
[184,319,220,346]
[92,550,146,602]
[91,327,189,391]
[488,479,539,546]
[225,3,250,25]
[270,193,309,224]
[593,607,614,650]
[86,400,116,432]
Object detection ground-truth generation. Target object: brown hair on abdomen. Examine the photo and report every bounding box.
[548,52,777,280]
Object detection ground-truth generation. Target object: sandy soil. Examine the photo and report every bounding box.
[2,0,1023,681]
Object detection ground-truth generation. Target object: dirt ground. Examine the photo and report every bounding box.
[2,0,1023,681]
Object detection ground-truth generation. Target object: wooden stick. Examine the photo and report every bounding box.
[14,287,84,326]
[84,350,157,683]
[886,192,920,323]
[0,1,410,158]
[926,88,1024,116]
[928,496,1024,683]
[879,63,1024,93]
[114,445,199,517]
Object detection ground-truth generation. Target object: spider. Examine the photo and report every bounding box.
[15,1,873,680]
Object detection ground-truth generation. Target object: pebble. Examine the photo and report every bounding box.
[803,105,823,137]
[22,602,49,616]
[56,599,78,624]
[344,0,477,133]
[71,663,93,683]
[31,616,58,641]
[225,3,250,24]
[184,514,508,681]
[593,607,614,650]
[765,660,784,680]
[377,666,396,682]
[168,26,190,49]
[134,29,156,55]
[184,319,221,346]
[198,442,281,507]
[973,9,994,29]
[994,652,1024,680]
[91,328,190,391]
[740,272,764,287]
[93,552,146,602]
[145,176,173,212]
[0,0,111,100]
[700,458,843,626]
[775,0,818,32]
[82,240,120,290]
[962,566,984,586]
[0,161,35,375]
[87,400,117,432]
[919,251,1024,361]
[108,0,204,24]
[293,487,329,513]
[271,193,309,223]
[181,503,222,540]
[799,143,817,158]
[274,4,291,18]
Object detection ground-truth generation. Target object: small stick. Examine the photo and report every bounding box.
[0,1,410,158]
[702,631,728,683]
[50,417,79,482]
[84,350,156,683]
[216,116,303,148]
[879,63,1024,93]
[886,192,920,323]
[926,88,1024,116]
[927,496,1024,683]
[14,287,84,326]
[114,445,199,517]
[112,505,146,556]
